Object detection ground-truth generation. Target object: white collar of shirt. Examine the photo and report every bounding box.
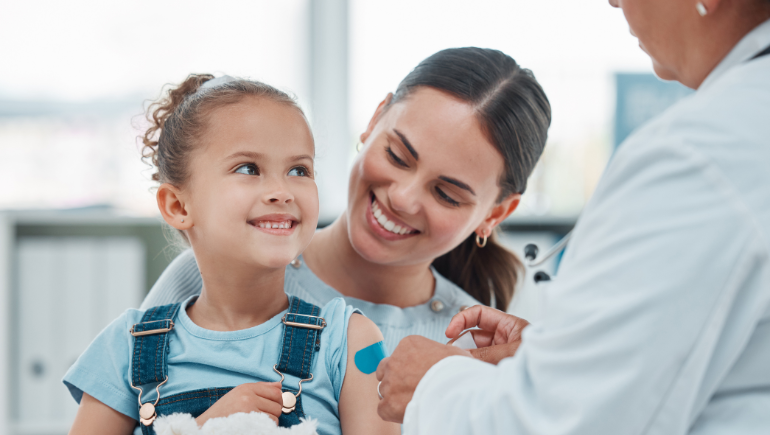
[699,18,770,91]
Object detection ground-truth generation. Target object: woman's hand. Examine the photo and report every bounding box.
[195,382,283,427]
[446,305,530,364]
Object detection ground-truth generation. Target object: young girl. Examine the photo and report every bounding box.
[63,74,398,435]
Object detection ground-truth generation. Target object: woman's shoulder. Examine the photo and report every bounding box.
[142,249,202,309]
[431,267,482,311]
[285,256,344,306]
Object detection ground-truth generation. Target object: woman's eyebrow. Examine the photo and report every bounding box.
[393,129,419,160]
[439,175,476,196]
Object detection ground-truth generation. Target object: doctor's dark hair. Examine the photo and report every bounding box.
[389,47,551,310]
[141,73,304,186]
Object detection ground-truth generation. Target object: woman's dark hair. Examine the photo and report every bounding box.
[390,47,551,310]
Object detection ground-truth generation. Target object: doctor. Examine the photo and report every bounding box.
[376,0,770,433]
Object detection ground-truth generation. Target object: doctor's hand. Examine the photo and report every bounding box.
[375,335,470,424]
[446,305,530,365]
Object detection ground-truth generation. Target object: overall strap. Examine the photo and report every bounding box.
[276,296,325,380]
[275,296,325,427]
[130,303,181,389]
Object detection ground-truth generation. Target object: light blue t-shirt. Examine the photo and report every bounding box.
[63,296,356,435]
[142,250,482,353]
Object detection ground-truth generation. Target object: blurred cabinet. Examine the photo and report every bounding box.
[0,210,171,435]
[14,237,144,433]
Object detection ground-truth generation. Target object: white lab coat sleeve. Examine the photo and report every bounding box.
[402,134,767,435]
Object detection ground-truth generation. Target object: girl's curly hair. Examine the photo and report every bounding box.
[141,74,304,186]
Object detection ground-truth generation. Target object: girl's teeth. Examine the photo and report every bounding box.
[258,221,292,229]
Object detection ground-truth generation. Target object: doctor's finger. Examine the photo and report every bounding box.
[376,356,390,381]
[446,305,525,339]
[469,342,521,364]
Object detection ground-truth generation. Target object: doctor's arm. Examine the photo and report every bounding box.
[393,144,762,434]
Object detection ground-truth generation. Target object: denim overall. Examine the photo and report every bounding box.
[128,296,326,435]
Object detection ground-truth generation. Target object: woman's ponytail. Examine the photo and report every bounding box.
[432,231,522,310]
[392,48,551,310]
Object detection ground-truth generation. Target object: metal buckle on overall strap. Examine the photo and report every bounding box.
[130,377,168,426]
[281,313,327,330]
[130,320,175,337]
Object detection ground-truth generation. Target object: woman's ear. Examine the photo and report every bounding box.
[360,93,393,144]
[157,183,193,230]
[476,193,521,236]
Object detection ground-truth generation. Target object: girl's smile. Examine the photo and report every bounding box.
[250,213,300,235]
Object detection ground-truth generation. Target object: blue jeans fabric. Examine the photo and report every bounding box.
[131,296,324,435]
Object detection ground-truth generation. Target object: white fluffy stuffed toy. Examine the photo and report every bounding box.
[153,412,319,435]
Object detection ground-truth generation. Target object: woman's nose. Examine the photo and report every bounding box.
[388,179,421,215]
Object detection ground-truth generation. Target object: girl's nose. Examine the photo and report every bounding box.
[264,178,294,204]
[608,0,620,8]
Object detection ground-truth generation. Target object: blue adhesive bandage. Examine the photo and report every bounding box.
[354,341,388,374]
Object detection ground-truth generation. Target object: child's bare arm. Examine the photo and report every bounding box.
[339,314,400,435]
[69,393,136,435]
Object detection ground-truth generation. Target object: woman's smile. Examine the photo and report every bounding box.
[366,193,420,241]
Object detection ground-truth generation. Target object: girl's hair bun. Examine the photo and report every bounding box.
[140,74,303,186]
[141,74,214,182]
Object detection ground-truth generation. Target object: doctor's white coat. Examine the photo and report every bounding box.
[404,20,770,435]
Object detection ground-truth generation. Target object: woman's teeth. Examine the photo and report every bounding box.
[257,221,293,229]
[372,200,414,235]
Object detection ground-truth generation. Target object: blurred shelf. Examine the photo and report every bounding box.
[501,215,577,234]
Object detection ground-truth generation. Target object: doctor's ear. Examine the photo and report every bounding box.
[477,193,521,234]
[157,183,193,230]
[360,93,394,144]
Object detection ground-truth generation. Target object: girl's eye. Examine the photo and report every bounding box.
[386,146,408,168]
[235,164,259,176]
[288,166,310,177]
[435,186,461,207]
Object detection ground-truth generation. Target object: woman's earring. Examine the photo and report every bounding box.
[356,141,364,152]
[475,230,488,248]
[696,2,708,16]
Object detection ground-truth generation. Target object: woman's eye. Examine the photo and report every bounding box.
[235,164,259,176]
[288,166,309,177]
[386,146,408,168]
[436,187,460,207]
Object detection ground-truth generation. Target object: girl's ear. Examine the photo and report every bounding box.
[359,93,393,144]
[157,183,193,230]
[476,193,521,236]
